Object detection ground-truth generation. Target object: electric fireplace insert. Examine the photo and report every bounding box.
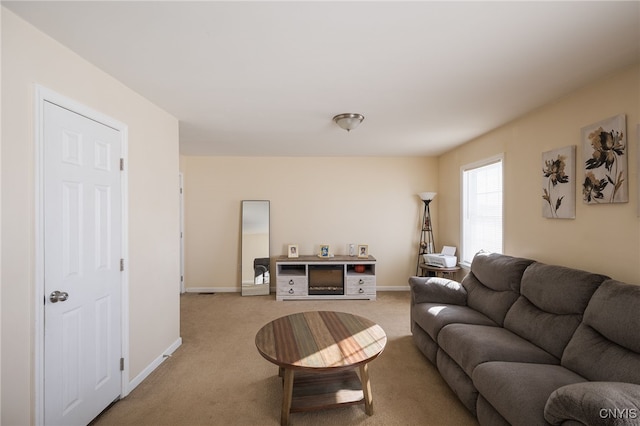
[308,265,344,295]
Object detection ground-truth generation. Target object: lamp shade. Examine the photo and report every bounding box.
[333,113,364,132]
[418,192,437,201]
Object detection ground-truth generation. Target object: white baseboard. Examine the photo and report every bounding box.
[377,286,410,291]
[185,287,238,293]
[186,286,409,293]
[127,337,183,393]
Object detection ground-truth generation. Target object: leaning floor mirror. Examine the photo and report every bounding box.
[241,200,270,296]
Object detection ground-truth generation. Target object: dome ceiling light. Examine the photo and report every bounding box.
[333,113,364,132]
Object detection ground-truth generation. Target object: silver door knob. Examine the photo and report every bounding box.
[49,291,69,303]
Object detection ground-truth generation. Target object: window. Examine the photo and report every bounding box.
[461,155,503,266]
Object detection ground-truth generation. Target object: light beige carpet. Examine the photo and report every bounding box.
[92,291,478,425]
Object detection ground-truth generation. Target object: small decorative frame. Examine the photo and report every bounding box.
[581,114,628,204]
[319,244,330,257]
[287,244,298,258]
[357,244,369,258]
[542,145,576,219]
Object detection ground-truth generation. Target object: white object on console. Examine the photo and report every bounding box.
[424,246,457,268]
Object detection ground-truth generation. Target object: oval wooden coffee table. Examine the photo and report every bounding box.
[255,311,387,425]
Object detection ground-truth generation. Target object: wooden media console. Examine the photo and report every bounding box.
[275,255,376,301]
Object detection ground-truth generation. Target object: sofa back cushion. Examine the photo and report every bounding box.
[462,252,534,326]
[562,279,640,384]
[504,262,607,359]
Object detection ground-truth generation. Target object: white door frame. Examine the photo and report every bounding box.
[34,85,130,425]
[179,173,185,294]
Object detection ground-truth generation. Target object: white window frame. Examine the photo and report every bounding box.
[460,154,504,267]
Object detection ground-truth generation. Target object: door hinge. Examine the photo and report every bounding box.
[120,258,124,271]
[181,275,184,283]
[120,158,124,171]
[120,358,125,371]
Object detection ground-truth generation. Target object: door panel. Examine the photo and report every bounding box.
[62,307,82,414]
[44,101,122,426]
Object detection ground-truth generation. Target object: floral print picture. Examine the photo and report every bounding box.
[582,114,628,204]
[542,145,575,218]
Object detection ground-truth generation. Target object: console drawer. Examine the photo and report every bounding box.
[277,277,308,296]
[346,276,376,295]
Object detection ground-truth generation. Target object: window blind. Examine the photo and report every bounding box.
[462,158,503,265]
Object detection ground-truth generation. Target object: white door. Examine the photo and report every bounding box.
[43,101,122,426]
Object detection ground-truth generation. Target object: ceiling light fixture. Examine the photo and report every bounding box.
[333,113,364,132]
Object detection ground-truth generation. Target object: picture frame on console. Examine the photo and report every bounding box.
[358,244,369,258]
[288,244,298,258]
[320,244,330,257]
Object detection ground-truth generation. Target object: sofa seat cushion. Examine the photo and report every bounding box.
[438,324,559,377]
[412,302,497,342]
[473,361,586,426]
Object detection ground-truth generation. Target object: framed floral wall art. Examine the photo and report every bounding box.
[542,145,576,219]
[582,114,628,204]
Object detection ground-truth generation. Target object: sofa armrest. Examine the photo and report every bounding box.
[408,276,467,305]
[544,382,640,425]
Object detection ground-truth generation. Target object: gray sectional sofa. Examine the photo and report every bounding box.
[409,251,640,425]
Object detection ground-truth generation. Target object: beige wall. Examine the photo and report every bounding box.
[1,9,181,425]
[181,156,438,290]
[438,64,640,284]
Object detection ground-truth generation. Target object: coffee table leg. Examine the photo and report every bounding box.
[281,368,294,426]
[360,363,374,415]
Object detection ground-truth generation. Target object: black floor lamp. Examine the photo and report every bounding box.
[416,192,436,275]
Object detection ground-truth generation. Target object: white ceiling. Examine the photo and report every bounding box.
[4,1,639,156]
